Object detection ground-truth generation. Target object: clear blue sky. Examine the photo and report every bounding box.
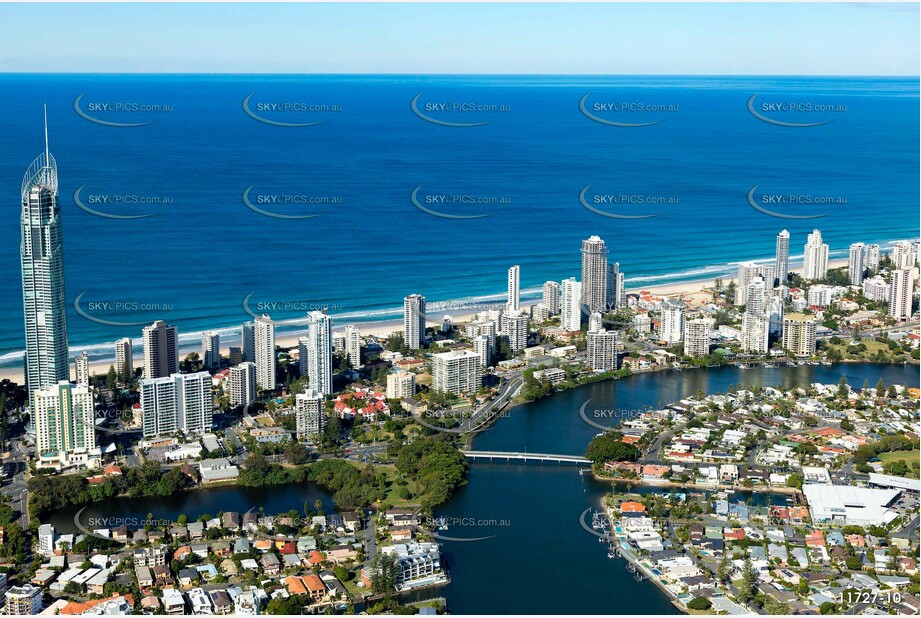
[0,3,918,75]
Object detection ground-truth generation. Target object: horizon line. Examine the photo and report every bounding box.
[1,71,920,78]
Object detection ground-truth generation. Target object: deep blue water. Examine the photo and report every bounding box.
[0,74,917,366]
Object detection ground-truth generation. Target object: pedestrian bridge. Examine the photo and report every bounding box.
[462,450,590,464]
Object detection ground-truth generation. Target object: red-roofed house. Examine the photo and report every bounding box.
[806,530,826,547]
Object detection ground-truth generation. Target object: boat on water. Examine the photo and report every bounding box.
[626,562,637,573]
[786,361,797,367]
[736,363,750,369]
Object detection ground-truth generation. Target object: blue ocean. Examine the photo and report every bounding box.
[0,74,917,368]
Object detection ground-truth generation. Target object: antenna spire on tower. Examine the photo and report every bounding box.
[43,104,50,165]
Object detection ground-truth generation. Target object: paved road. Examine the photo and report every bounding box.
[456,374,523,434]
[364,513,377,561]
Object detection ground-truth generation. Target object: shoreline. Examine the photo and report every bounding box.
[0,255,859,384]
[598,496,689,614]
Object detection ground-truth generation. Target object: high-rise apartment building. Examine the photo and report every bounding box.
[229,362,257,408]
[295,389,326,439]
[774,229,790,286]
[403,294,426,350]
[501,310,529,352]
[542,280,560,315]
[202,331,220,372]
[803,229,829,281]
[344,325,362,368]
[506,265,520,312]
[581,236,608,313]
[386,371,416,399]
[782,314,817,357]
[736,262,774,306]
[560,278,582,332]
[114,337,133,381]
[73,352,89,387]
[848,243,865,286]
[253,314,276,390]
[432,350,481,395]
[307,311,333,395]
[659,300,684,344]
[586,330,618,372]
[684,317,714,357]
[241,321,256,363]
[33,381,99,470]
[139,372,213,437]
[606,261,625,310]
[889,268,914,322]
[142,320,179,379]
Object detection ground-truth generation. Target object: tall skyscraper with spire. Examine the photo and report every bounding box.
[21,107,69,405]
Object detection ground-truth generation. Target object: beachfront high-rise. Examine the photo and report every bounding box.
[542,280,560,315]
[307,311,333,395]
[114,337,133,381]
[253,314,276,390]
[580,236,608,313]
[139,372,213,437]
[802,229,829,281]
[142,320,179,379]
[33,381,100,470]
[864,244,881,273]
[774,229,790,286]
[606,262,624,310]
[403,294,426,350]
[21,109,69,406]
[560,278,582,332]
[202,331,220,372]
[295,389,326,440]
[889,268,914,322]
[506,265,520,312]
[344,325,362,369]
[892,240,917,269]
[736,262,774,307]
[297,336,310,377]
[241,321,256,363]
[229,362,257,408]
[73,352,89,387]
[848,243,866,286]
